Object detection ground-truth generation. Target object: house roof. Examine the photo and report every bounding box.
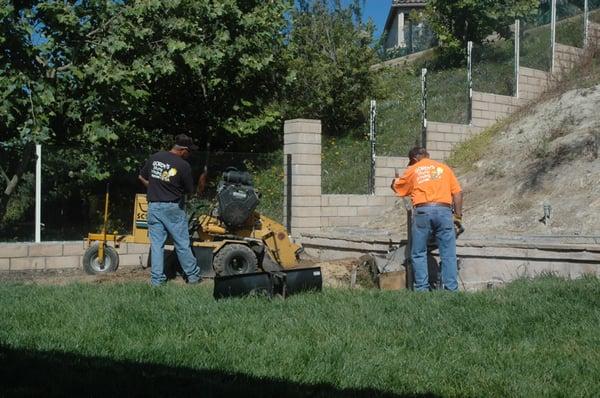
[384,0,427,34]
[393,0,427,4]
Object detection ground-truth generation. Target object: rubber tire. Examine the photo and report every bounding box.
[83,243,119,275]
[213,244,257,276]
[146,249,183,280]
[261,251,283,272]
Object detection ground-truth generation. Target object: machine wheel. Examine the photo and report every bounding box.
[213,244,257,276]
[83,243,119,275]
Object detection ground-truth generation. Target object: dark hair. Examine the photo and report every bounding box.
[408,147,428,161]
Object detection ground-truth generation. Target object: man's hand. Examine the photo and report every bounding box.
[453,214,464,236]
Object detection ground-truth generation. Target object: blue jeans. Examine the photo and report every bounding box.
[411,205,458,291]
[148,202,200,286]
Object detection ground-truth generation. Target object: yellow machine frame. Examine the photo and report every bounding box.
[85,192,301,271]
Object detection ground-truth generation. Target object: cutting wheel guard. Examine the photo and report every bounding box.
[213,267,323,300]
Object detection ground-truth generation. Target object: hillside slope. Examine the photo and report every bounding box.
[367,82,600,238]
[461,84,600,237]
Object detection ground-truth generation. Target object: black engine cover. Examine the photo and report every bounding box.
[217,184,259,228]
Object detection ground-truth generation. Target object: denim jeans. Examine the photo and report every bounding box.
[148,202,200,286]
[410,205,458,291]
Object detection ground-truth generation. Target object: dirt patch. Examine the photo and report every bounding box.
[0,260,374,289]
[0,266,151,286]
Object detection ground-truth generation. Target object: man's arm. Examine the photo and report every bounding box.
[452,191,463,217]
[182,163,194,194]
[139,159,150,188]
[138,175,149,188]
[391,168,412,197]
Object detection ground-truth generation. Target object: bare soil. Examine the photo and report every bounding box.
[0,259,373,289]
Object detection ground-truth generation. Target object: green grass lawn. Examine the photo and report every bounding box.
[1,276,599,396]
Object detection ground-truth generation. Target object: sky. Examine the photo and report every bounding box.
[342,0,392,38]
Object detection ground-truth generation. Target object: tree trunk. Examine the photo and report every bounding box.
[0,143,36,222]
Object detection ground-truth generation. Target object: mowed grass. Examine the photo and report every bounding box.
[1,276,599,396]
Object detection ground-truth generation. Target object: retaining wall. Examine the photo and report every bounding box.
[301,232,600,290]
[0,241,149,272]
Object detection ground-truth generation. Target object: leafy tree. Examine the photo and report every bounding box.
[0,1,56,228]
[284,0,377,137]
[423,0,539,54]
[1,0,291,233]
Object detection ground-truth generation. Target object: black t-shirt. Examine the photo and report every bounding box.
[139,151,194,202]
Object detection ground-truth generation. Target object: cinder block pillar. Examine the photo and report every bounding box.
[283,119,322,237]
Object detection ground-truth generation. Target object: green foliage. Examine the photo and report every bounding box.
[370,67,422,157]
[1,276,600,396]
[472,40,515,95]
[322,134,370,194]
[1,0,291,232]
[284,0,378,137]
[0,173,35,239]
[446,122,505,171]
[423,0,539,59]
[245,151,284,222]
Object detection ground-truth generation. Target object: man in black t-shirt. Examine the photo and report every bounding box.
[139,134,201,286]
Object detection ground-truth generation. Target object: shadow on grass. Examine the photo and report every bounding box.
[0,345,438,398]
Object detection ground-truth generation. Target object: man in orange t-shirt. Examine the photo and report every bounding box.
[391,147,463,291]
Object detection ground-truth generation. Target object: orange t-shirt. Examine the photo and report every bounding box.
[392,158,461,205]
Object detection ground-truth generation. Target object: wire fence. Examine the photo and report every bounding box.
[520,12,553,71]
[473,38,515,96]
[593,1,600,23]
[556,0,586,47]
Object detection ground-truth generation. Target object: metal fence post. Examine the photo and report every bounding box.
[369,100,376,195]
[515,19,520,98]
[467,41,473,124]
[551,0,557,73]
[584,0,589,48]
[286,154,292,234]
[421,68,427,148]
[35,144,41,242]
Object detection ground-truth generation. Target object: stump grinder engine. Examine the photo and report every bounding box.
[83,167,322,299]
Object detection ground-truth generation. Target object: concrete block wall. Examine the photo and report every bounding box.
[0,241,149,272]
[320,156,408,229]
[283,119,323,236]
[471,91,524,129]
[554,43,586,76]
[373,156,409,196]
[426,122,481,161]
[589,22,600,46]
[518,67,550,101]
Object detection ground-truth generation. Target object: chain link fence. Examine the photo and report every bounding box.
[473,36,515,96]
[592,1,600,24]
[521,11,553,71]
[556,0,586,48]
